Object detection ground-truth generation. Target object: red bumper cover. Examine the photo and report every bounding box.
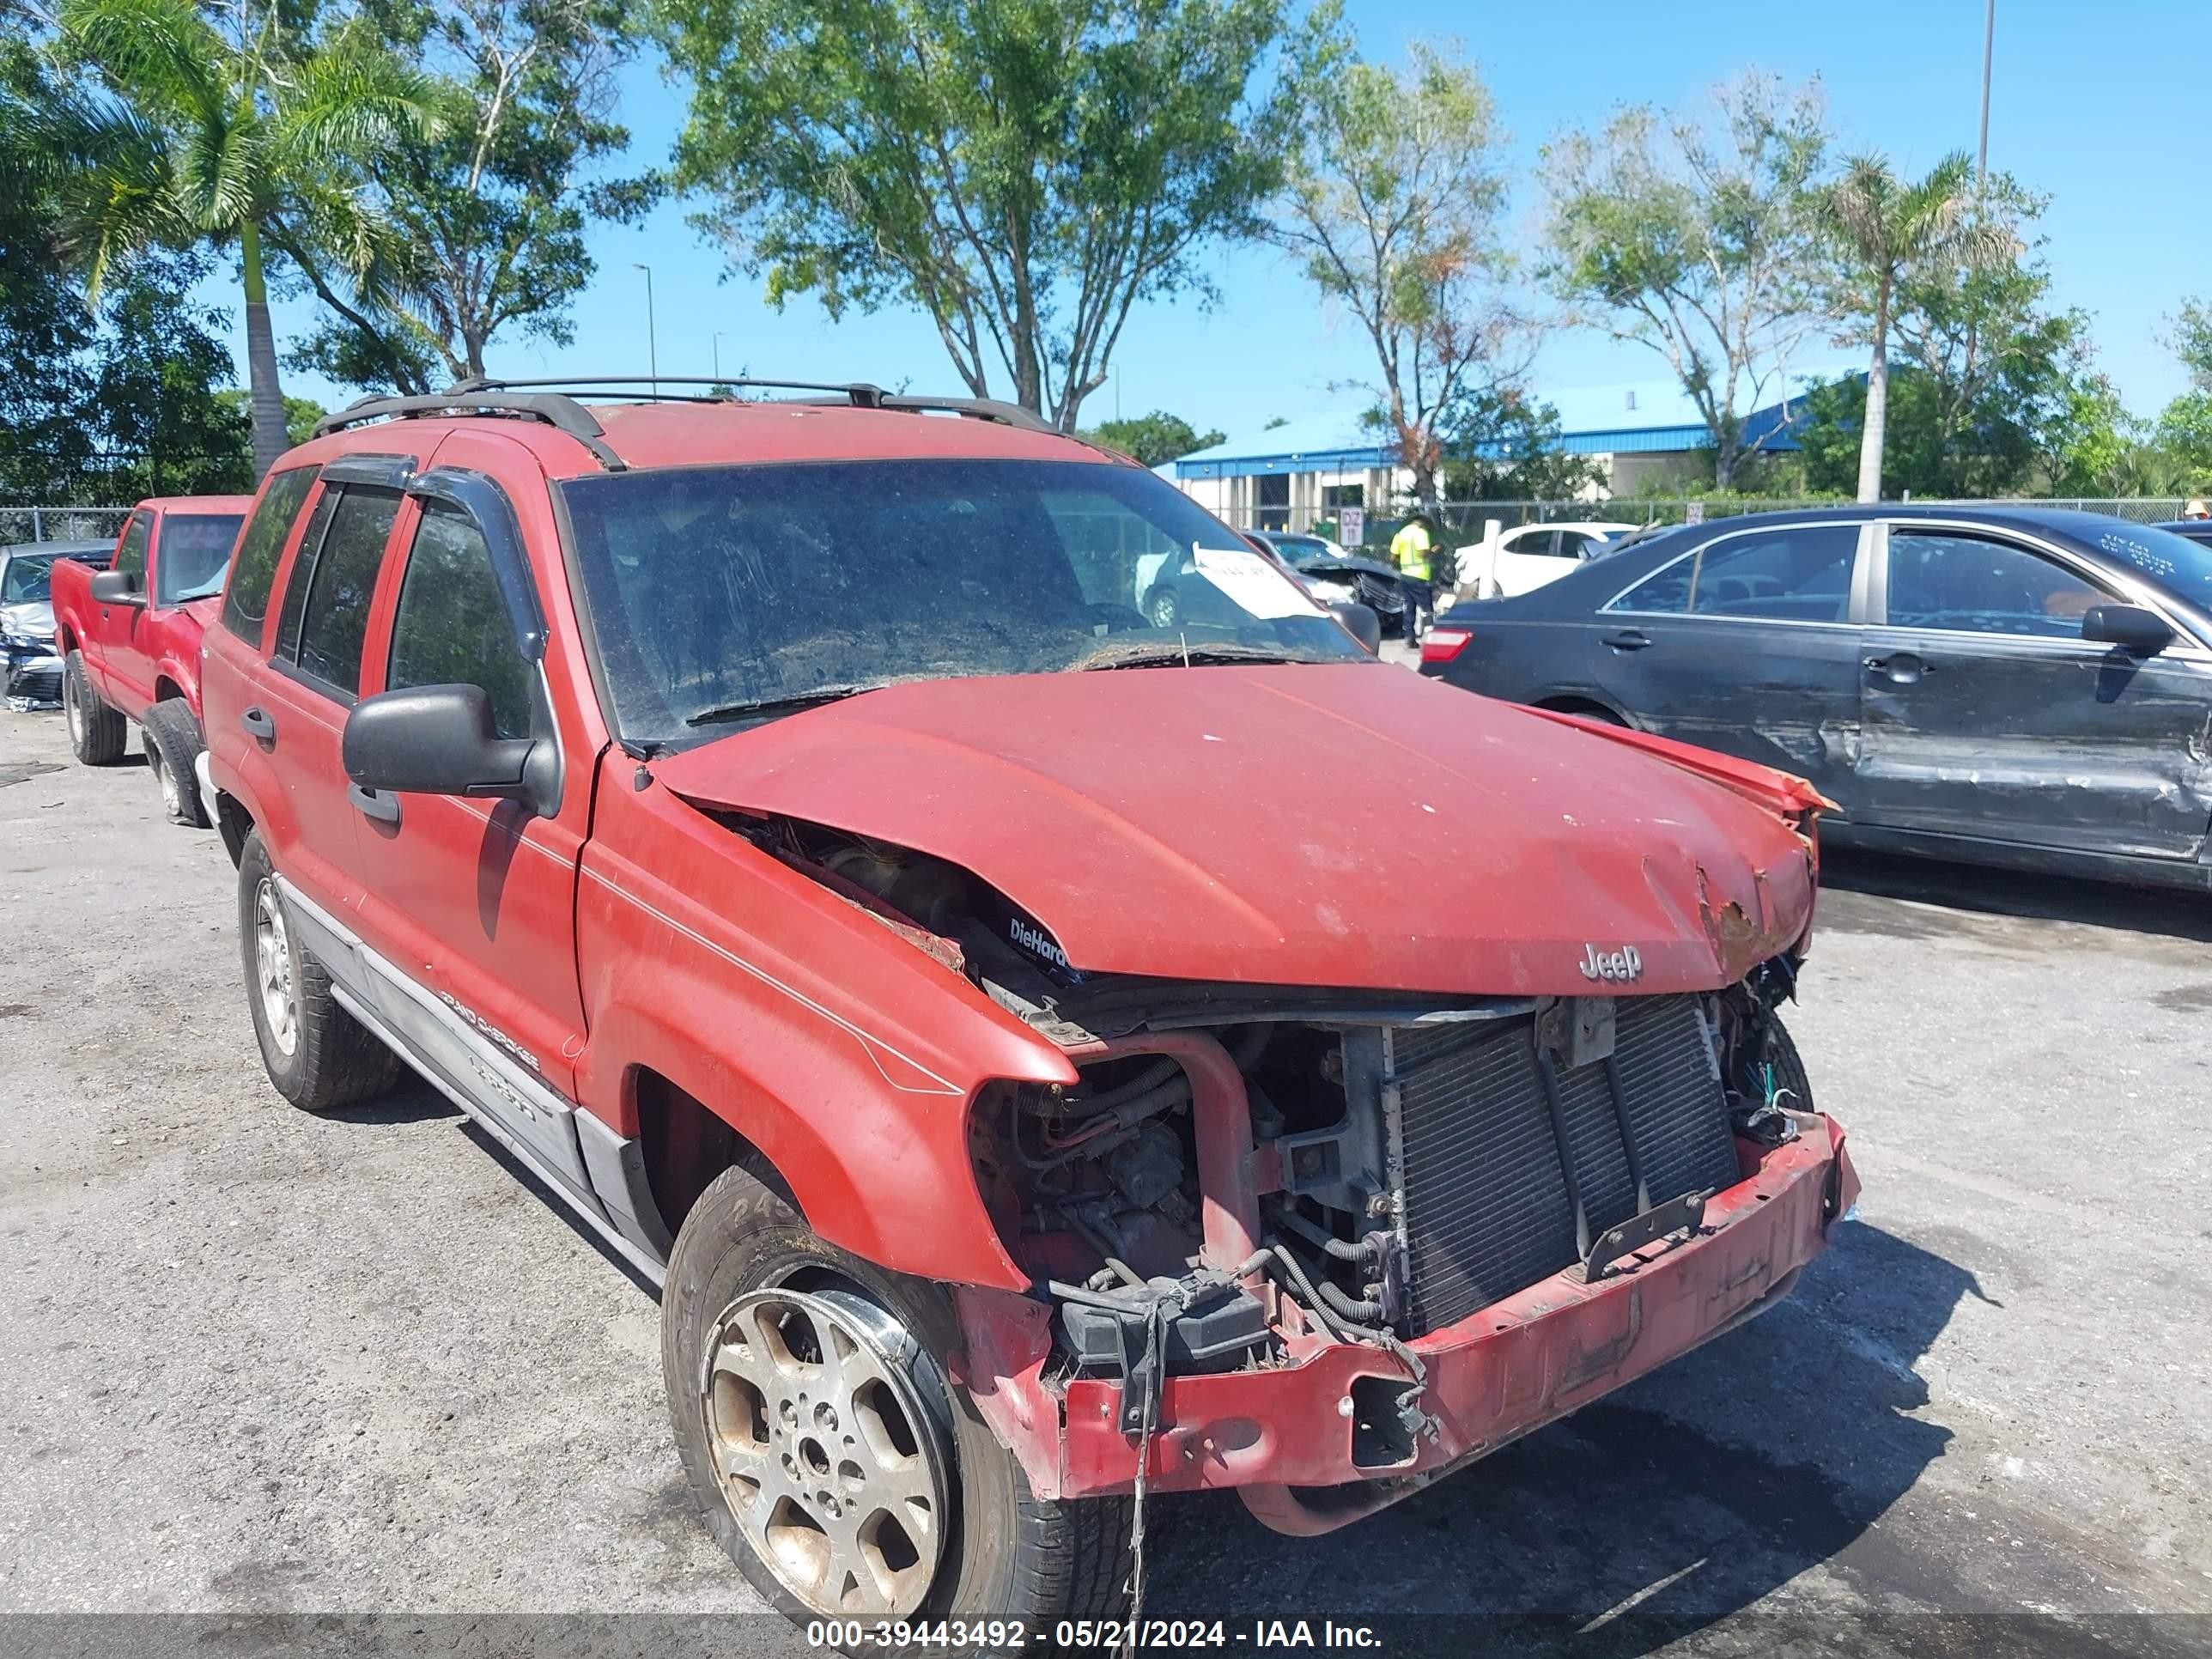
[955,1113,1856,1533]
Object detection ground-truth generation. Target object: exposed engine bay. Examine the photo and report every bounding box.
[723,810,1813,1466]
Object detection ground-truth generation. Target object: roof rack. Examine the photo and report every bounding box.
[313,389,629,470]
[309,376,1073,471]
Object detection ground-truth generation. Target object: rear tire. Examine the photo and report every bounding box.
[663,1163,1129,1647]
[1145,586,1180,629]
[237,830,401,1113]
[142,699,210,827]
[64,652,127,765]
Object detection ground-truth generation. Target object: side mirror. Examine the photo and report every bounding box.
[343,684,554,814]
[1330,601,1382,654]
[2081,603,2173,654]
[89,568,143,607]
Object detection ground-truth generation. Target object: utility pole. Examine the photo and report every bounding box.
[713,331,726,382]
[635,263,658,394]
[1977,0,1996,188]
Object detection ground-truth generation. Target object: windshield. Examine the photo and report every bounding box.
[558,458,1364,744]
[2,554,60,605]
[156,514,244,604]
[2085,522,2212,613]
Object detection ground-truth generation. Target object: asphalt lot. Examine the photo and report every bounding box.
[2,700,2209,1657]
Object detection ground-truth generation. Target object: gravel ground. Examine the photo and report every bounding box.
[2,703,2209,1657]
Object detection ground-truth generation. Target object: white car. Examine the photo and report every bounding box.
[1459,520,1643,599]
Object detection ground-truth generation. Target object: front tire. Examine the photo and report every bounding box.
[141,699,210,827]
[237,830,401,1112]
[64,652,127,765]
[663,1163,1128,1643]
[1144,586,1180,629]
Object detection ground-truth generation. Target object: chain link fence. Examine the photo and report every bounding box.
[1,507,134,547]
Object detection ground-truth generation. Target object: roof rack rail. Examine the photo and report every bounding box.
[874,394,1060,434]
[313,389,628,470]
[444,375,891,406]
[308,377,1077,471]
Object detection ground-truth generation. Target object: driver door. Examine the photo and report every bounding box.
[1853,523,2212,862]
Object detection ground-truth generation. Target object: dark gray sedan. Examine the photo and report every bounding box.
[1420,506,2212,891]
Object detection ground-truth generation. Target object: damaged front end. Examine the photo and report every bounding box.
[707,807,1856,1535]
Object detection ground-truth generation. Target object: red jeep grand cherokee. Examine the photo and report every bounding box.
[198,379,1856,1638]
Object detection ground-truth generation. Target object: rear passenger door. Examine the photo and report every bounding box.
[1589,520,1872,810]
[1854,523,2212,861]
[251,464,410,924]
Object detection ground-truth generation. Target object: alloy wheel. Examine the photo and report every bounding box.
[64,672,81,744]
[700,1284,951,1619]
[253,878,300,1057]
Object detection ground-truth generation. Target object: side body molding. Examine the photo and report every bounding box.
[274,874,671,1285]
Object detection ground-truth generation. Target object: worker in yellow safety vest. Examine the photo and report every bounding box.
[1388,514,1436,642]
[1389,515,1433,581]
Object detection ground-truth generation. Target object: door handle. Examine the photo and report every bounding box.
[1863,653,1935,681]
[240,705,276,741]
[1601,628,1654,652]
[348,782,402,825]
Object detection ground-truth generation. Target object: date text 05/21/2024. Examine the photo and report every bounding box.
[805,1620,1385,1650]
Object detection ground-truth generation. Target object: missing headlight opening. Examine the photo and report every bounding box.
[732,809,1809,1440]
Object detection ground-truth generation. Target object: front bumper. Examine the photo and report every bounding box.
[3,648,64,708]
[956,1112,1855,1533]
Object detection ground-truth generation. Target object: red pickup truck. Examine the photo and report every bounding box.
[199,381,1856,1642]
[52,494,252,824]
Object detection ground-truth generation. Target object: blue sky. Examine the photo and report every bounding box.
[226,0,2209,444]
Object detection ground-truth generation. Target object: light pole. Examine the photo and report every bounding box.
[1977,0,1996,188]
[635,262,657,394]
[714,331,726,383]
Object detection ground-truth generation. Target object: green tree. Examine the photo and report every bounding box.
[657,0,1291,429]
[1799,181,2088,500]
[2166,295,2212,391]
[1820,150,2014,501]
[1540,74,1828,490]
[1,42,250,501]
[1276,33,1525,514]
[44,0,438,475]
[1438,391,1602,501]
[288,0,656,394]
[1079,410,1224,466]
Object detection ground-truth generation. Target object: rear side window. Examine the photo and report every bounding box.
[112,514,149,580]
[222,467,320,642]
[295,488,403,697]
[1689,526,1858,622]
[1608,552,1693,614]
[155,514,244,604]
[386,503,533,738]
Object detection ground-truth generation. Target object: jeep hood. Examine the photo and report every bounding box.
[653,664,1820,996]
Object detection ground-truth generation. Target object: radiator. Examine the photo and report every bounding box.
[1392,995,1741,1336]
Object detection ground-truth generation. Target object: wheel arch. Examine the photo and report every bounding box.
[1529,688,1634,727]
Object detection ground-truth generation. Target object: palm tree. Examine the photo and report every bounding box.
[1822,150,2014,502]
[46,0,436,477]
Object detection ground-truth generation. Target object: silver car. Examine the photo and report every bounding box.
[1,540,112,708]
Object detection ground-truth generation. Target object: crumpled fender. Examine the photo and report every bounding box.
[1519,705,1835,821]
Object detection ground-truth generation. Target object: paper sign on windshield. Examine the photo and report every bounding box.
[1193,546,1320,619]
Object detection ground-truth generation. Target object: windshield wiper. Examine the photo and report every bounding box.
[1073,641,1316,672]
[685,682,891,727]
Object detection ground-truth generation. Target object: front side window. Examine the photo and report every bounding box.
[295,487,402,696]
[112,514,149,580]
[1886,532,2106,639]
[155,513,245,605]
[222,466,320,642]
[386,502,532,739]
[557,458,1363,746]
[1688,526,1858,622]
